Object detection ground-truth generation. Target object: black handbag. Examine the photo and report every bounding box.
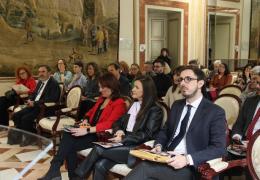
[4,89,17,102]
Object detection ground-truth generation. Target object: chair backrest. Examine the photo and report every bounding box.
[122,96,133,110]
[218,85,242,97]
[247,129,260,180]
[214,94,241,129]
[66,86,82,115]
[157,101,170,128]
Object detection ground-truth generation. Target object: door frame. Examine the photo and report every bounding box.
[145,5,184,65]
[206,6,240,68]
[207,12,236,59]
[148,12,168,60]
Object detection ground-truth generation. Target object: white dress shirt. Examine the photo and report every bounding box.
[126,102,141,132]
[171,95,203,165]
[35,78,50,101]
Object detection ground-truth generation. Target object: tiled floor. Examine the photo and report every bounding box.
[0,130,249,180]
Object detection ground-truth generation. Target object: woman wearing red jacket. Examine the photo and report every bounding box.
[39,73,126,180]
[0,66,36,125]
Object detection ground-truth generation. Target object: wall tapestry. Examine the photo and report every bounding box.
[0,0,119,76]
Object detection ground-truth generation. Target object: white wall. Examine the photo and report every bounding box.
[119,0,134,65]
[240,0,251,61]
[0,79,15,96]
[168,12,181,67]
[208,0,251,61]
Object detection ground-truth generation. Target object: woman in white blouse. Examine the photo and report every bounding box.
[74,75,164,180]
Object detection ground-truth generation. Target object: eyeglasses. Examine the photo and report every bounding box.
[154,65,162,68]
[178,76,198,83]
[19,71,26,75]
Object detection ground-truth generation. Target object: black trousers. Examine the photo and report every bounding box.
[12,106,41,133]
[52,132,97,178]
[0,96,15,125]
[12,104,56,133]
[124,161,195,180]
[75,145,134,180]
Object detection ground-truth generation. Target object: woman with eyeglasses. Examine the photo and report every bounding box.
[209,63,232,100]
[74,75,163,180]
[163,66,184,108]
[38,73,126,180]
[210,63,232,91]
[53,59,73,89]
[128,63,142,83]
[0,66,36,125]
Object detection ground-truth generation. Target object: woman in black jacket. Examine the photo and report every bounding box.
[74,75,163,180]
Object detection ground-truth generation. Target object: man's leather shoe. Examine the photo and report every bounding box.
[37,172,61,180]
[20,137,37,147]
[37,176,61,180]
[7,130,22,145]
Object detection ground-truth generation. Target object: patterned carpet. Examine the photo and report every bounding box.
[0,130,69,180]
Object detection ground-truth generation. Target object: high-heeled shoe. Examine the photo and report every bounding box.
[37,163,61,180]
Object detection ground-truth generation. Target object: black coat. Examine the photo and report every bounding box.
[152,73,172,98]
[232,95,260,138]
[29,77,60,106]
[112,103,163,146]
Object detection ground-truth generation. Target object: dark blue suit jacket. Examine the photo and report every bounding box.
[29,77,60,105]
[155,97,226,168]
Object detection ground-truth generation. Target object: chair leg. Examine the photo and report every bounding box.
[52,134,57,155]
[36,127,43,150]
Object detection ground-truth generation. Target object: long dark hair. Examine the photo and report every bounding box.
[242,63,253,82]
[133,75,157,121]
[171,66,184,93]
[86,62,100,79]
[98,72,120,100]
[219,63,230,75]
[56,59,67,71]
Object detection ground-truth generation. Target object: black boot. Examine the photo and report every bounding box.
[37,162,61,180]
[74,147,101,177]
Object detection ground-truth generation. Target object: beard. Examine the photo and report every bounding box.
[182,87,198,99]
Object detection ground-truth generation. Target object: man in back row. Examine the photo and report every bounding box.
[107,63,130,96]
[125,66,226,180]
[232,68,260,142]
